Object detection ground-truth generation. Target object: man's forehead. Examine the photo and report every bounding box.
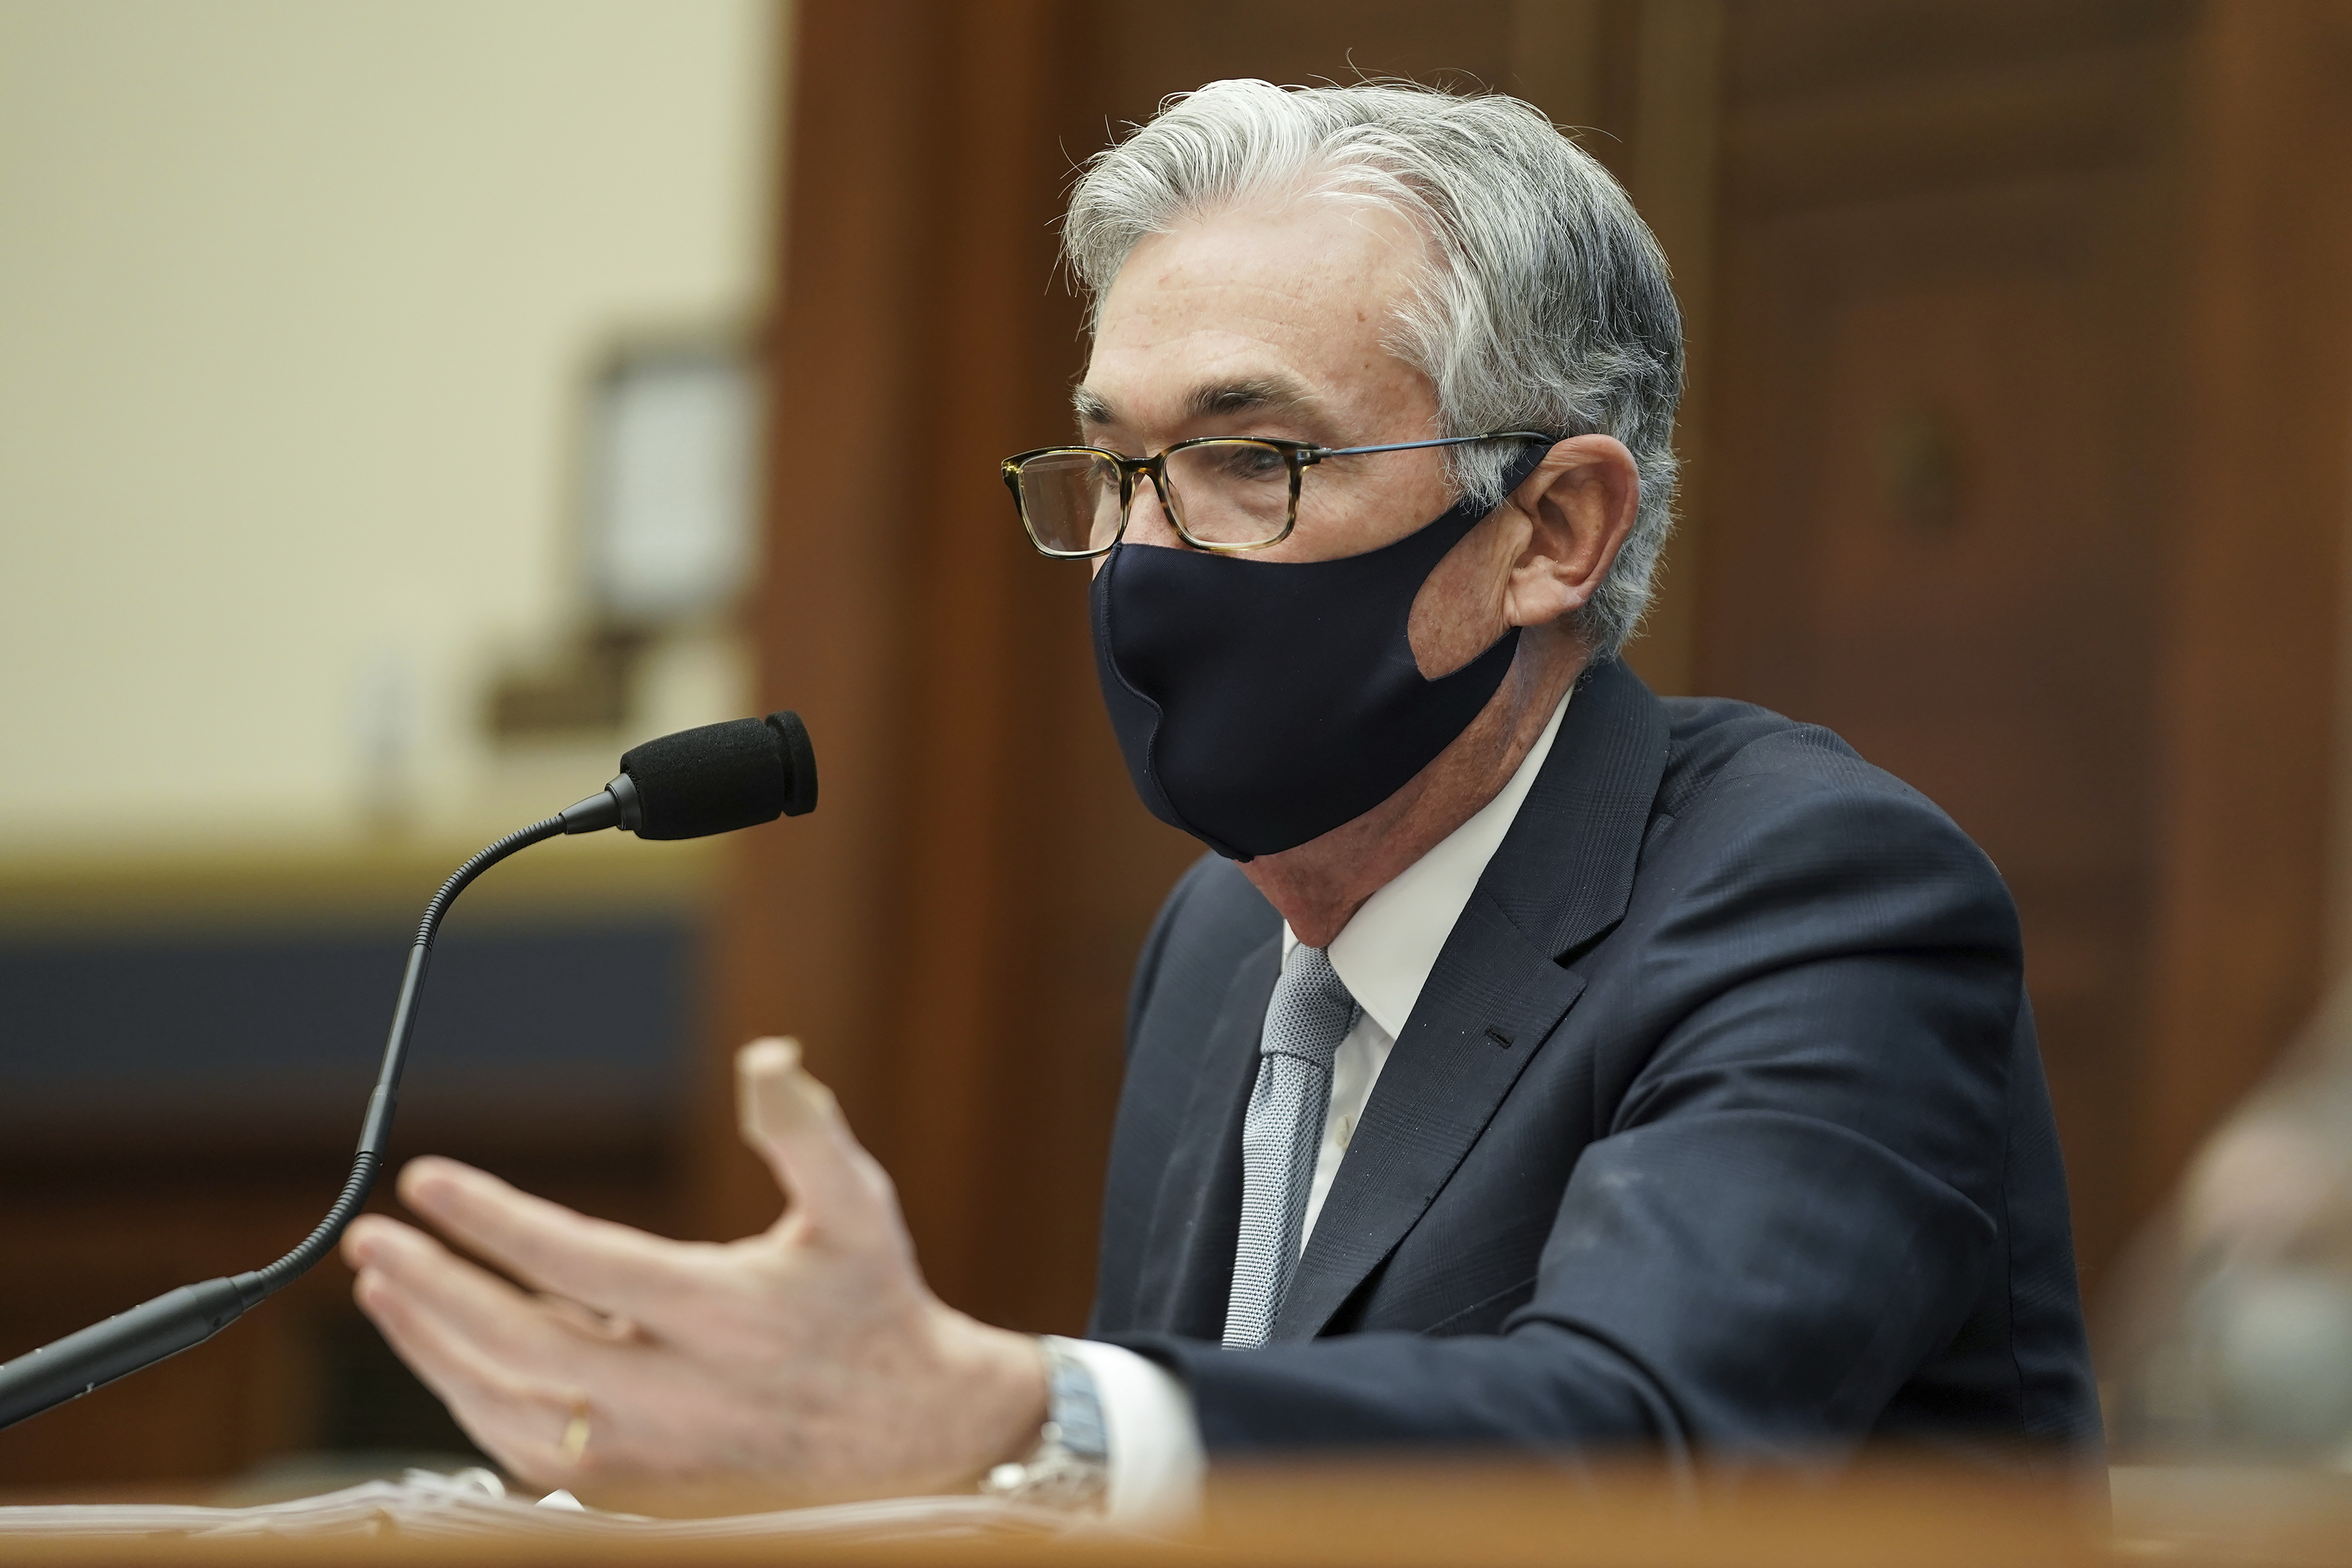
[1075,202,1429,436]
[1094,201,1421,328]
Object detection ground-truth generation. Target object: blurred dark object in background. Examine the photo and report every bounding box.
[0,920,688,1146]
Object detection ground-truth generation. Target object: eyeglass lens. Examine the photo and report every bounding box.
[1014,450,1127,554]
[1017,440,1296,554]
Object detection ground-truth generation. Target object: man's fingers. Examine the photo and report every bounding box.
[352,1261,585,1486]
[346,1213,583,1369]
[736,1037,896,1240]
[394,1157,699,1323]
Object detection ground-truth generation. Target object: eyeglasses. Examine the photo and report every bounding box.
[1000,431,1554,558]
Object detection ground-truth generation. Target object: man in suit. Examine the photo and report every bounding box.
[342,80,2099,1517]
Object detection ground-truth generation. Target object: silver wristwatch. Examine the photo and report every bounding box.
[979,1336,1110,1512]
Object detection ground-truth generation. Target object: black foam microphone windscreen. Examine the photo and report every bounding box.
[618,711,817,840]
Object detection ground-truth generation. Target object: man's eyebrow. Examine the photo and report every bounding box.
[1069,376,1325,432]
[1184,376,1319,423]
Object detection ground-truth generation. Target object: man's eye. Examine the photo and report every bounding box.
[1210,445,1287,481]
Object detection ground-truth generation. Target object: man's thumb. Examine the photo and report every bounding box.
[738,1036,833,1143]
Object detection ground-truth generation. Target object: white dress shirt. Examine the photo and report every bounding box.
[1064,685,1573,1523]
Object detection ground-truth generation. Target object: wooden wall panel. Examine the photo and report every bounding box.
[1695,0,2352,1300]
[1698,0,2190,1298]
[2140,2,2352,1220]
[1702,168,2170,1287]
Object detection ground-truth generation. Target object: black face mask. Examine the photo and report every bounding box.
[1090,447,1547,860]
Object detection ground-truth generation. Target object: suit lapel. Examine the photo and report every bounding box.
[1129,933,1279,1338]
[1274,895,1584,1339]
[1272,659,1674,1341]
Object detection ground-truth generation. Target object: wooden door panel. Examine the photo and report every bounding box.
[1702,171,2165,1283]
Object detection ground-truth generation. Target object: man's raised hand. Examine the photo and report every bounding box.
[342,1037,1048,1515]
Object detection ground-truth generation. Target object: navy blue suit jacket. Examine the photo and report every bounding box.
[1088,659,2100,1463]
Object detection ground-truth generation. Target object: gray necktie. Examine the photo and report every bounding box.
[1224,942,1359,1349]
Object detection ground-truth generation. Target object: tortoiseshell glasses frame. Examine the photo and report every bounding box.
[1000,430,1554,559]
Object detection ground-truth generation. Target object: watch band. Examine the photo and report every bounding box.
[979,1336,1111,1512]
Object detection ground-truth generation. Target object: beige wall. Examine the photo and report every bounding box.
[0,0,779,871]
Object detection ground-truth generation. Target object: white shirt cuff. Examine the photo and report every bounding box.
[1046,1336,1203,1526]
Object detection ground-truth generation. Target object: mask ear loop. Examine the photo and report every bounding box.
[1489,439,1555,513]
[1413,441,1551,681]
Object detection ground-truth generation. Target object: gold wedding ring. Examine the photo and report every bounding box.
[560,1400,592,1464]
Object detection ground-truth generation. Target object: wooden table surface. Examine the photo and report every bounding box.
[3,1461,2349,1566]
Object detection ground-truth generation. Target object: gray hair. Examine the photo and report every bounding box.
[1062,79,1684,658]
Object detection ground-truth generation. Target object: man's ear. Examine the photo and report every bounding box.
[1501,435,1641,630]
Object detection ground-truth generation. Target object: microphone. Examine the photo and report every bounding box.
[559,710,818,840]
[0,712,818,1432]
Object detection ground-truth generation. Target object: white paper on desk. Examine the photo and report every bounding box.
[0,1468,1102,1544]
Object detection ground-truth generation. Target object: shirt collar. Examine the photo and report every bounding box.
[1283,684,1573,1038]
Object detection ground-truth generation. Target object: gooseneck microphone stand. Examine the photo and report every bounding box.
[0,710,814,1432]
